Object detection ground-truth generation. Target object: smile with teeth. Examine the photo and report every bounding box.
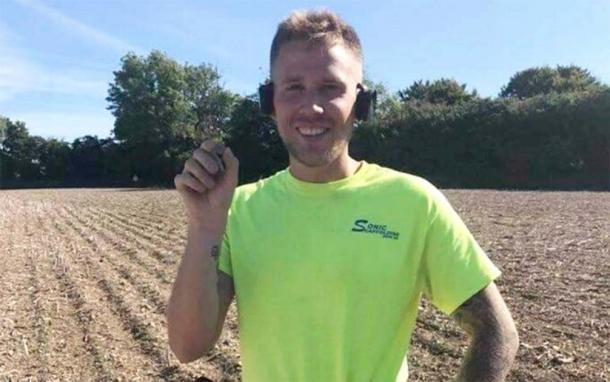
[297,127,328,136]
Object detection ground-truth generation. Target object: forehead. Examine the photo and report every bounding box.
[272,40,362,83]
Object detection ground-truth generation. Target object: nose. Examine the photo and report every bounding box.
[299,90,324,116]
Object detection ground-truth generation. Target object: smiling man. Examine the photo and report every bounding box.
[167,9,519,382]
[270,37,363,182]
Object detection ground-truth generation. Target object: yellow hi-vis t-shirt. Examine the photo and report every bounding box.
[218,161,501,381]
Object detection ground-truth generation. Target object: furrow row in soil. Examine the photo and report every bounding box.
[24,229,50,381]
[80,206,179,267]
[91,208,174,247]
[63,206,175,286]
[95,207,186,247]
[0,200,35,381]
[59,205,241,379]
[85,207,180,265]
[17,202,51,380]
[408,300,464,381]
[47,204,179,380]
[53,205,196,380]
[41,205,118,381]
[61,209,169,316]
[72,190,183,224]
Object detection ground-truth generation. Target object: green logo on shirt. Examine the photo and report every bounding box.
[351,219,400,240]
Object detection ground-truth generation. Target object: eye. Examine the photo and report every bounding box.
[321,83,344,94]
[285,84,304,92]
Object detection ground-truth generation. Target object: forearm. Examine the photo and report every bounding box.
[167,224,223,360]
[454,330,519,382]
[451,283,519,382]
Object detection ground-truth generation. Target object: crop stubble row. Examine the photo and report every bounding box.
[1,193,240,381]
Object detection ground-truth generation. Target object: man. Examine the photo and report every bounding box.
[167,9,519,382]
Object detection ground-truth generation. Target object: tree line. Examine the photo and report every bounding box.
[1,51,608,190]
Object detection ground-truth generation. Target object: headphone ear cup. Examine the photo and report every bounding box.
[258,83,274,116]
[355,88,377,121]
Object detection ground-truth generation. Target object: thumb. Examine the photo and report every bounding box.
[222,147,239,186]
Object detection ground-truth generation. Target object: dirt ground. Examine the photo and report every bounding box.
[0,188,607,381]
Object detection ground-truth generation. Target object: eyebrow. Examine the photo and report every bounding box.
[278,75,342,84]
[279,75,303,84]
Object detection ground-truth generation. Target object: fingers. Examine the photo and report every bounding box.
[201,139,225,173]
[184,158,216,188]
[193,148,221,175]
[221,147,238,179]
[176,141,226,193]
[175,139,237,195]
[201,138,224,153]
[200,138,214,151]
[174,172,206,193]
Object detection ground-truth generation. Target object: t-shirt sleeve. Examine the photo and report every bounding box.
[217,196,236,278]
[421,184,501,315]
[217,226,233,277]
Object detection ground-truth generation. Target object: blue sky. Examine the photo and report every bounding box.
[1,0,609,141]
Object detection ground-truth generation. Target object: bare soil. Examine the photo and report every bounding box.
[0,189,607,381]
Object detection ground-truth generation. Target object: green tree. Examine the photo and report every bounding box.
[40,139,71,181]
[500,65,604,98]
[0,118,40,181]
[398,78,479,105]
[106,50,237,183]
[554,65,603,93]
[184,64,237,140]
[0,116,7,143]
[69,136,106,180]
[225,95,286,183]
[361,79,402,121]
[0,117,8,182]
[351,80,403,164]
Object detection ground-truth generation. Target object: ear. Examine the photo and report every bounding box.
[354,83,377,122]
[258,82,275,117]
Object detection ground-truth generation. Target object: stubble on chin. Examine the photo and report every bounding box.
[279,122,354,167]
[283,138,348,168]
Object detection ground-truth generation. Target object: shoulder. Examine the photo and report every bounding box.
[366,163,445,205]
[363,163,460,226]
[230,169,287,207]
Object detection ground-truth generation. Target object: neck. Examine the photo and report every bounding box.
[288,154,362,183]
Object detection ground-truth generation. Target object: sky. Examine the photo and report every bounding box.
[1,0,609,141]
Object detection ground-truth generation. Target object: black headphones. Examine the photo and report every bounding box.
[258,82,377,121]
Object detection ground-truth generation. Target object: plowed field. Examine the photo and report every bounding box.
[0,189,607,381]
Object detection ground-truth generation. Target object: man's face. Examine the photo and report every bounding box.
[271,40,363,168]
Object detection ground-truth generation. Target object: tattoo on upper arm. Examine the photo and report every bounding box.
[451,288,488,337]
[452,283,516,340]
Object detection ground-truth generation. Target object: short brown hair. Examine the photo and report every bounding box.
[270,9,363,75]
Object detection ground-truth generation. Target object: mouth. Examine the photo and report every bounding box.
[296,127,329,138]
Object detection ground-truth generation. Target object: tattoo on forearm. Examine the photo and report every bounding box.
[210,245,219,261]
[451,285,519,382]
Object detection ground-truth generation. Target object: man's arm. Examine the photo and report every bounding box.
[214,268,235,341]
[166,229,235,363]
[168,140,238,363]
[451,282,519,382]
